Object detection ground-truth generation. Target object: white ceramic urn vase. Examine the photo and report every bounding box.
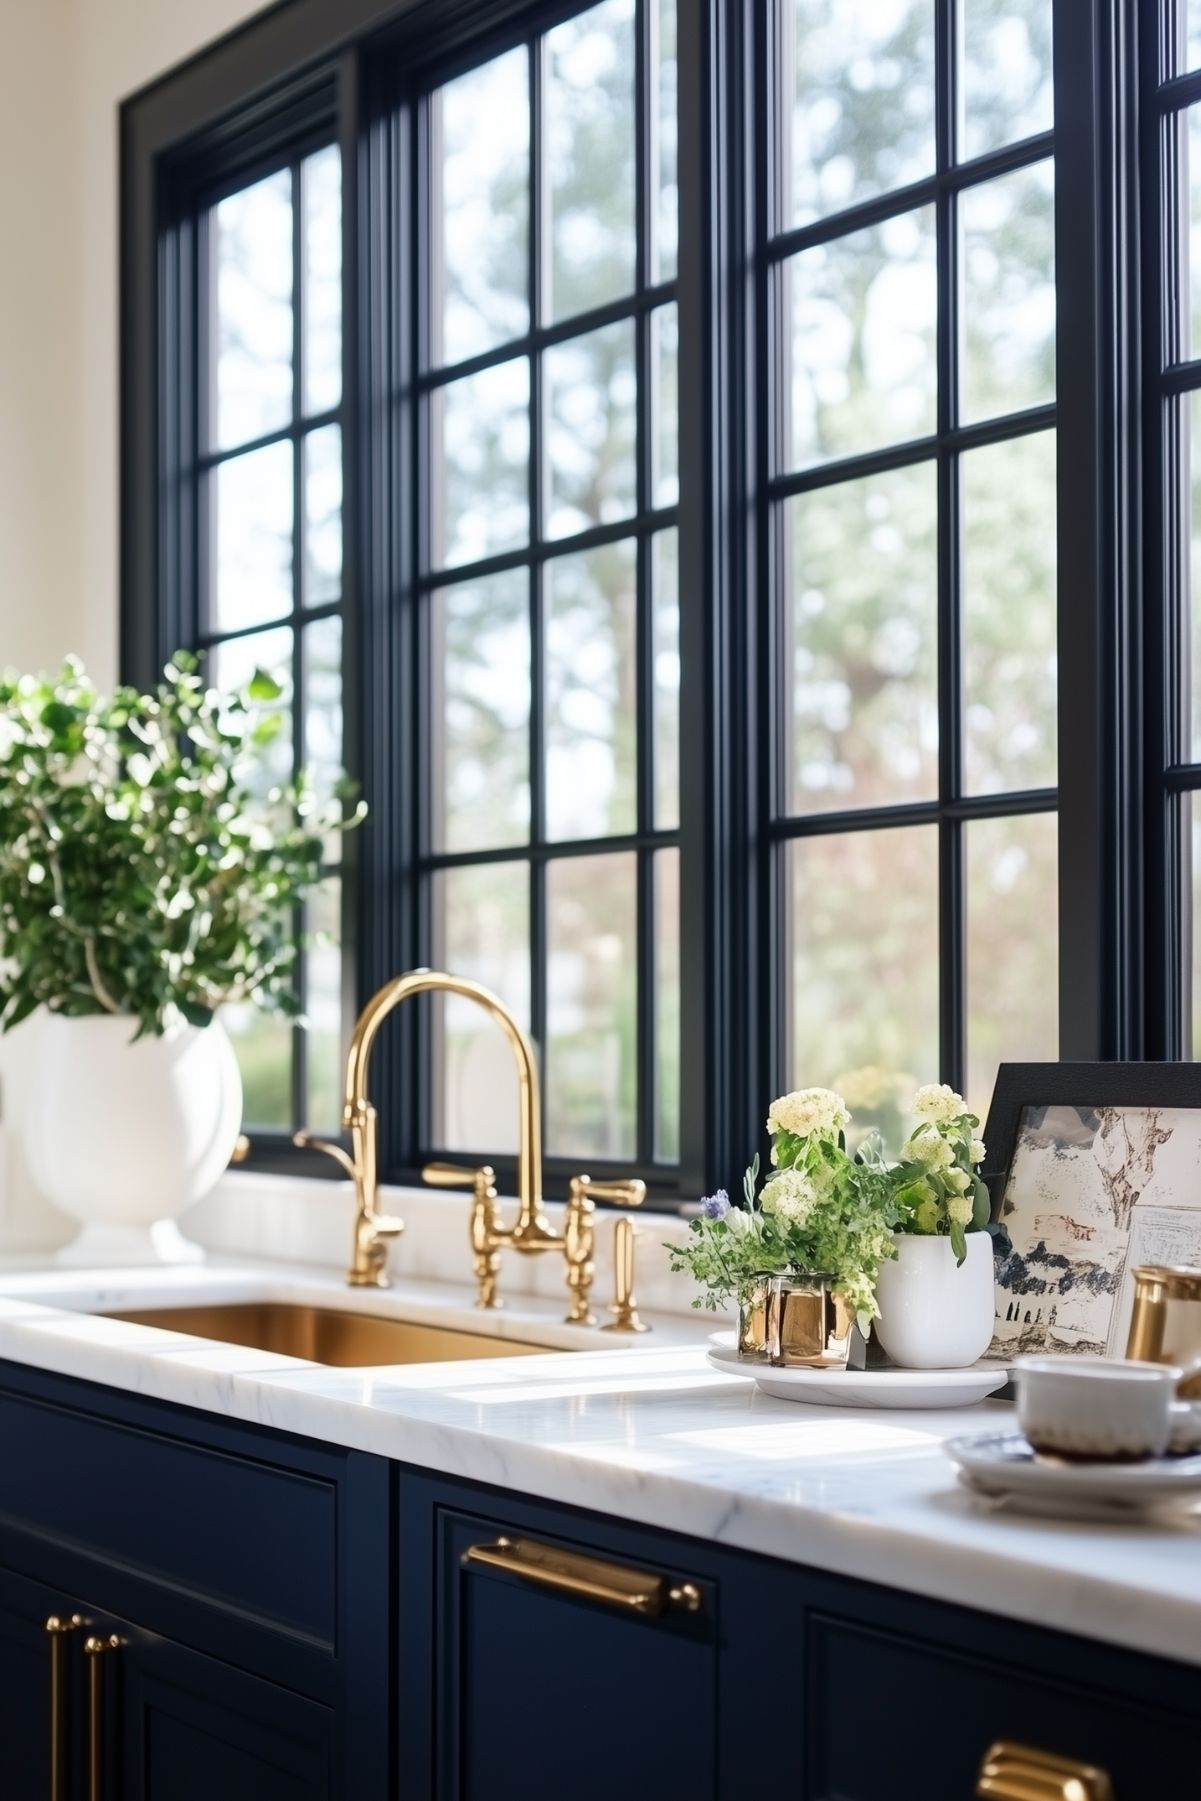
[872,1231,995,1369]
[25,1013,243,1266]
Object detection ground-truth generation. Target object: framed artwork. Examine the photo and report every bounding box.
[981,1064,1201,1361]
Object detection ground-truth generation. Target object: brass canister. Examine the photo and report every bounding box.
[736,1271,855,1369]
[1125,1265,1201,1397]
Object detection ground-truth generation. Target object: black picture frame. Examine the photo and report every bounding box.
[981,1062,1201,1214]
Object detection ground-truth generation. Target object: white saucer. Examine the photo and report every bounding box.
[706,1334,1008,1409]
[946,1431,1201,1520]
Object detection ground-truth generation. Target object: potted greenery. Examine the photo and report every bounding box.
[871,1085,995,1369]
[0,655,358,1264]
[668,1087,903,1367]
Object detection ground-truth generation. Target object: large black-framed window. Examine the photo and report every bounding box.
[1144,1,1201,1059]
[187,140,348,1138]
[123,0,1156,1202]
[757,0,1059,1128]
[413,2,682,1182]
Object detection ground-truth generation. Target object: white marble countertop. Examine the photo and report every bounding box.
[0,1259,1198,1668]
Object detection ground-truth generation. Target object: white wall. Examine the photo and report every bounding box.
[0,0,272,1249]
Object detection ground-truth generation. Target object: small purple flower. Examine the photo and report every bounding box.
[701,1189,730,1220]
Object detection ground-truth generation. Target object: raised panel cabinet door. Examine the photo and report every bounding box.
[0,1562,86,1801]
[432,1509,718,1801]
[105,1625,336,1801]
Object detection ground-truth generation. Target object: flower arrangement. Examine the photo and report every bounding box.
[668,1087,904,1327]
[670,1082,991,1324]
[890,1084,990,1265]
[0,654,361,1038]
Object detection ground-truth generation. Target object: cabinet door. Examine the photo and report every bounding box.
[427,1507,717,1801]
[98,1622,335,1801]
[0,1562,82,1801]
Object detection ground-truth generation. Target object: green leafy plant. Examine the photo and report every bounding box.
[889,1084,991,1265]
[668,1088,905,1327]
[0,654,362,1038]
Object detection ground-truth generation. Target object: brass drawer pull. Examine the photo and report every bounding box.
[45,1614,83,1801]
[976,1740,1114,1801]
[84,1635,121,1801]
[462,1536,702,1617]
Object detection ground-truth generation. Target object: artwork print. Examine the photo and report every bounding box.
[987,1103,1201,1359]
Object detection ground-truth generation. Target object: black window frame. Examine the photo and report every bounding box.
[122,0,1151,1205]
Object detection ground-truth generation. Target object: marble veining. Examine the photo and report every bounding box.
[0,1258,1198,1669]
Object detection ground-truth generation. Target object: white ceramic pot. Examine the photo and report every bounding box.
[25,1012,243,1266]
[873,1231,995,1370]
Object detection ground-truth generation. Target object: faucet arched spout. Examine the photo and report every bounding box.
[345,968,549,1242]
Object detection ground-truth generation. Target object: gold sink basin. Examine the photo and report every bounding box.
[105,1302,552,1368]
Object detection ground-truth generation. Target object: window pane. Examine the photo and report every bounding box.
[656,848,680,1162]
[208,626,293,803]
[434,569,531,852]
[652,529,680,831]
[226,1003,292,1130]
[789,0,935,227]
[546,852,637,1158]
[305,875,342,1131]
[1192,797,1201,1055]
[1190,393,1201,759]
[1189,107,1201,361]
[546,0,636,322]
[653,0,678,280]
[966,812,1058,1117]
[958,0,1053,162]
[789,826,940,1091]
[433,863,530,1154]
[787,463,938,814]
[960,160,1055,426]
[652,304,679,508]
[303,424,341,606]
[431,359,530,568]
[211,441,293,633]
[546,540,637,840]
[963,431,1057,796]
[433,48,529,366]
[545,320,637,538]
[302,145,341,415]
[211,168,292,451]
[302,614,342,836]
[789,207,937,468]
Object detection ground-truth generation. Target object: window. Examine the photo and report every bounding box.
[419,2,681,1175]
[191,145,346,1134]
[124,1,1163,1200]
[762,0,1058,1128]
[1148,5,1201,1057]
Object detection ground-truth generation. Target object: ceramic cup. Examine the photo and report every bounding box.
[1014,1355,1201,1461]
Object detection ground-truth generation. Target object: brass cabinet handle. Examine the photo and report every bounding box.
[462,1535,701,1617]
[45,1615,83,1801]
[976,1741,1114,1801]
[83,1635,121,1801]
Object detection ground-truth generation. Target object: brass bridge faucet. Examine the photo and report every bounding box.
[295,968,645,1305]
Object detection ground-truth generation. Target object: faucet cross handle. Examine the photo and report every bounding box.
[423,1162,507,1310]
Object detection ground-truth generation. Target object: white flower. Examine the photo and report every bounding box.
[913,1083,968,1125]
[766,1086,849,1140]
[760,1167,819,1230]
[725,1207,754,1238]
[909,1130,952,1171]
[970,1137,986,1165]
[945,1166,971,1196]
[947,1192,973,1227]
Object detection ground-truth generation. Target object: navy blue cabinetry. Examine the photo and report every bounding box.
[2,1357,1200,1801]
[398,1469,1201,1801]
[0,1361,391,1799]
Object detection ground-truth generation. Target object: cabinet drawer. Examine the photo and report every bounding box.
[806,1609,1199,1799]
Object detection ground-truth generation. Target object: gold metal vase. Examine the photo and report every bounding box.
[737,1271,855,1370]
